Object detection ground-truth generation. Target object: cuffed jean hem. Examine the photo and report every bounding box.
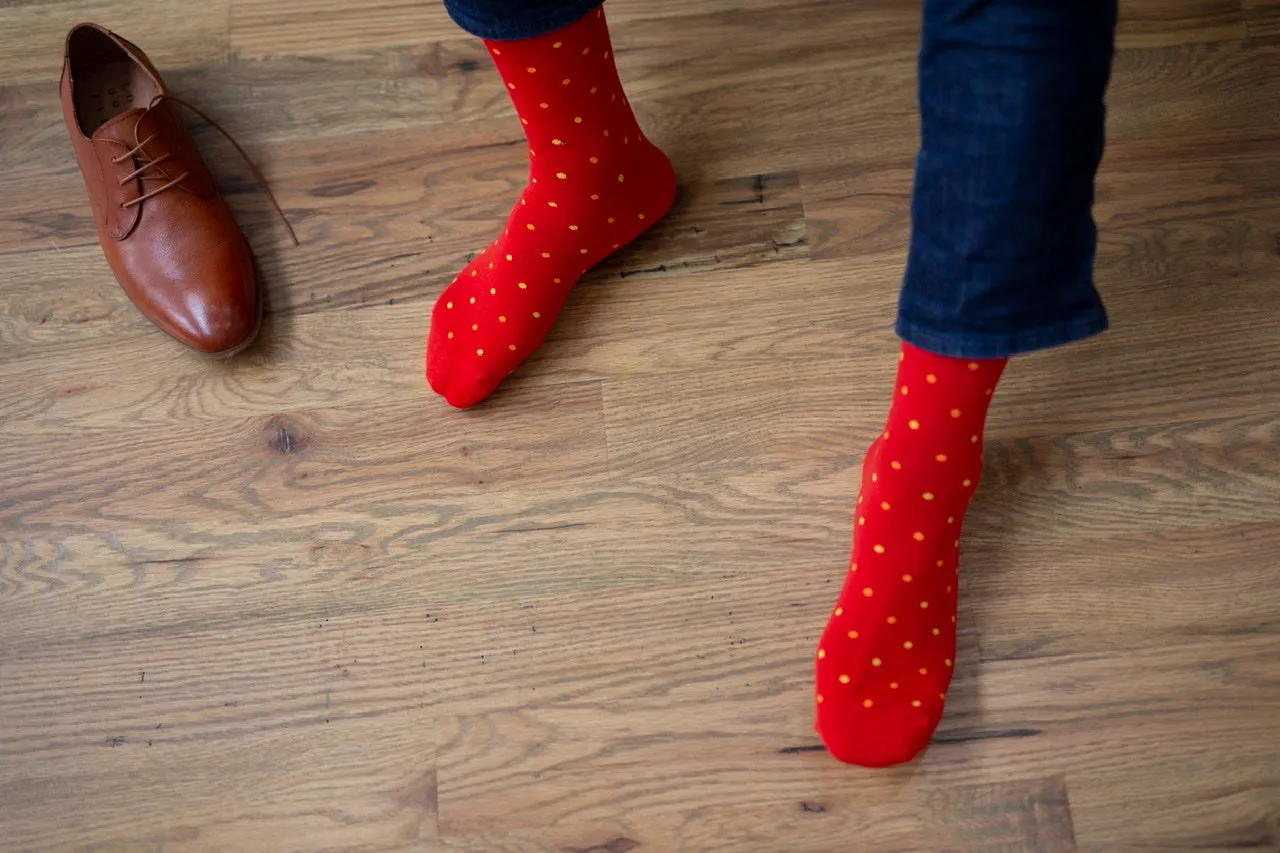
[895,309,1109,360]
[443,0,603,40]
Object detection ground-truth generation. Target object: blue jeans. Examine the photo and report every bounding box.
[444,0,1118,359]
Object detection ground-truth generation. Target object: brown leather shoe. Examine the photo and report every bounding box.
[61,23,259,356]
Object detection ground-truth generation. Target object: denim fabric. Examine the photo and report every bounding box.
[897,0,1118,358]
[443,0,602,40]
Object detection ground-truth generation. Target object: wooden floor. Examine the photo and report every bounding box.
[3,0,1280,850]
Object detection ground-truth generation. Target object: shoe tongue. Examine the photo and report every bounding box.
[91,108,148,145]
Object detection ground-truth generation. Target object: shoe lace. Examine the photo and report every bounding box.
[111,94,299,246]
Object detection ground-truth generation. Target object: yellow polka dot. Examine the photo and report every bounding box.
[848,630,859,639]
[508,344,517,351]
[954,539,960,548]
[816,693,823,704]
[920,601,929,609]
[902,574,912,582]
[582,47,590,55]
[918,667,928,675]
[911,700,922,708]
[936,560,944,568]
[471,270,477,276]
[552,41,561,48]
[555,172,567,180]
[569,225,579,231]
[520,198,527,205]
[932,628,940,635]
[904,641,913,649]
[951,615,957,623]
[946,585,952,593]
[446,301,453,309]
[913,532,925,542]
[446,332,454,339]
[909,420,920,430]
[900,385,909,396]
[951,409,962,418]
[507,82,516,89]
[540,102,549,109]
[617,173,625,182]
[498,315,507,323]
[945,658,953,666]
[603,129,609,136]
[469,297,476,304]
[890,682,899,689]
[562,78,571,85]
[986,388,994,395]
[862,698,873,708]
[518,282,528,289]
[541,252,551,259]
[492,48,501,54]
[488,262,495,269]
[971,435,979,443]
[476,348,484,356]
[590,87,597,93]
[579,248,588,254]
[521,118,528,125]
[947,517,954,525]
[575,116,583,123]
[963,479,972,487]
[880,501,891,511]
[489,288,496,295]
[871,657,882,667]
[838,674,850,685]
[532,311,541,318]
[926,373,937,384]
[890,461,901,470]
[883,430,890,440]
[638,213,646,220]
[527,66,536,73]
[817,649,826,660]
[936,454,948,462]
[552,139,563,146]
[923,492,935,501]
[850,562,857,572]
[887,616,897,624]
[940,692,947,700]
[873,545,885,554]
[505,254,513,261]
[863,587,874,597]
[607,216,615,223]
[471,324,478,331]
[858,516,866,526]
[968,362,979,371]
[834,607,843,616]
[553,277,561,284]
[871,473,878,483]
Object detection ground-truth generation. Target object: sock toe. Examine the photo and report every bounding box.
[817,699,938,768]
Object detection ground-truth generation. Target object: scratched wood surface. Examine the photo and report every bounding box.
[3,0,1280,850]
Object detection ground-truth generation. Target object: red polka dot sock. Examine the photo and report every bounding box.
[426,7,676,408]
[815,342,1008,767]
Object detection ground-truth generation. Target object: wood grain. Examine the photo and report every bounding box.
[4,0,1280,850]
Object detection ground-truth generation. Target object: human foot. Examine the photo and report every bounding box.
[815,343,1007,767]
[426,8,676,408]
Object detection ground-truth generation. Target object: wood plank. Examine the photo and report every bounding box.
[1117,0,1248,48]
[1243,0,1280,36]
[0,0,230,87]
[0,609,436,851]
